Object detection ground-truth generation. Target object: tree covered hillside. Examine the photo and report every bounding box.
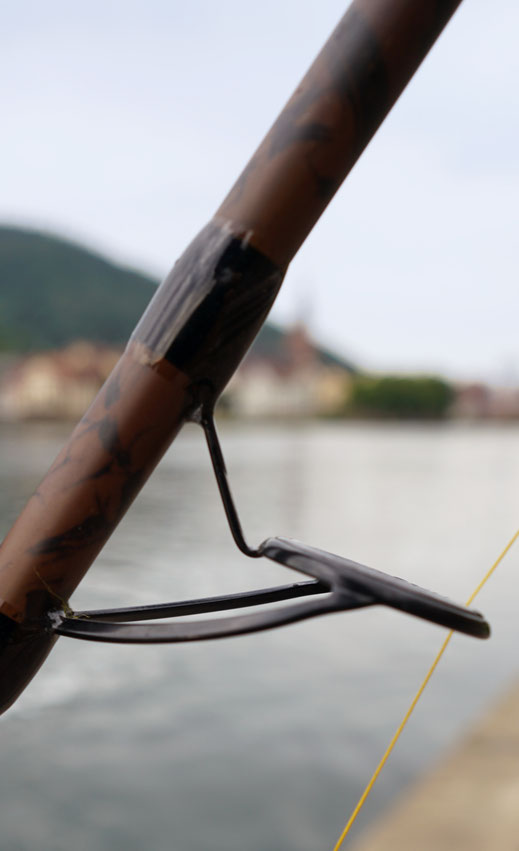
[0,226,156,351]
[0,224,356,375]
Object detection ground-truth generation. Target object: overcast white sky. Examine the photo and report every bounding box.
[2,1,517,381]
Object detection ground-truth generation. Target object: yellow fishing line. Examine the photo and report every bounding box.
[332,526,519,851]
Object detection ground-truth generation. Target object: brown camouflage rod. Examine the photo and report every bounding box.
[0,0,463,712]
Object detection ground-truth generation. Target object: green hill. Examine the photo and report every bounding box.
[0,224,356,373]
[0,226,156,351]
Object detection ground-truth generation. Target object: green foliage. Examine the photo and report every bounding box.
[349,375,454,419]
[0,226,157,352]
[0,324,15,351]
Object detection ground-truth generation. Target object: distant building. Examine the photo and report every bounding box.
[0,326,356,421]
[0,342,121,421]
[223,323,355,418]
[451,383,492,419]
[451,382,519,420]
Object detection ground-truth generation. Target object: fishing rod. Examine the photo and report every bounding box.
[0,0,488,715]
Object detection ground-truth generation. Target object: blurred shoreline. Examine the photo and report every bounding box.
[2,340,519,423]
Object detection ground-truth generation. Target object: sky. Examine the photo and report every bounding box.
[2,0,518,381]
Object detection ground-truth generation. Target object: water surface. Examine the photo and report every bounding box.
[1,420,518,850]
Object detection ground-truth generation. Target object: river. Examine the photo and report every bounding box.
[1,419,518,850]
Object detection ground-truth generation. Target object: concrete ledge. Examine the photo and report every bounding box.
[350,682,519,851]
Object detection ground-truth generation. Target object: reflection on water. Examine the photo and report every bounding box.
[1,420,519,850]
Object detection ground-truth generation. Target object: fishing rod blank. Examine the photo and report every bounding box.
[0,0,485,717]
